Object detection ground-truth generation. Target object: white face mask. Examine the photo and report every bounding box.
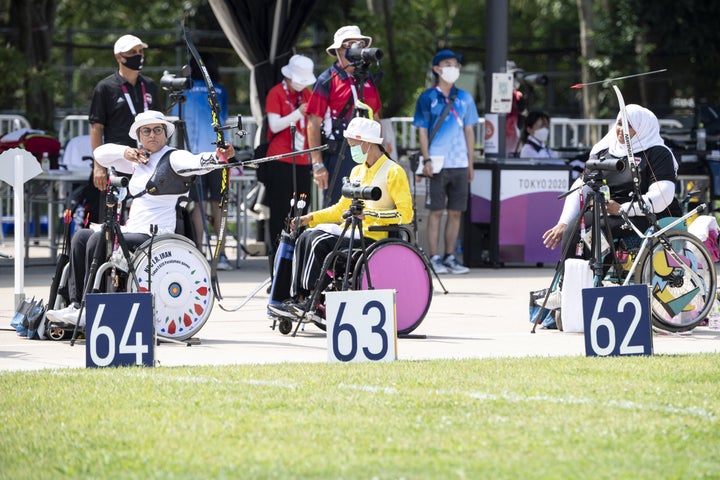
[533,127,549,143]
[440,66,460,84]
[291,81,306,92]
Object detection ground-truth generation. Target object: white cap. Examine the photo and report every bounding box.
[281,55,317,87]
[344,117,383,144]
[129,110,175,140]
[114,34,148,54]
[326,25,372,56]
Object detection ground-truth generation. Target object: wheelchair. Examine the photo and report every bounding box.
[276,224,434,337]
[44,198,214,342]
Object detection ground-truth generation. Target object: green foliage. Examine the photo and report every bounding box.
[2,0,720,128]
[1,355,719,478]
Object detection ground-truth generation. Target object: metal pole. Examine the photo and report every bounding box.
[485,0,509,159]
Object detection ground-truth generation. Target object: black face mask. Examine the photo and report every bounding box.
[122,54,143,71]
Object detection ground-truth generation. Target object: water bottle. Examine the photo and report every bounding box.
[600,179,610,203]
[697,123,707,151]
[709,294,720,330]
[41,152,50,172]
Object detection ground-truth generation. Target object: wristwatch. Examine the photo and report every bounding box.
[423,157,432,165]
[312,163,326,172]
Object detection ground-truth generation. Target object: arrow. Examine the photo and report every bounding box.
[570,69,667,89]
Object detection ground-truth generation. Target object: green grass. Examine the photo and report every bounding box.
[1,355,719,479]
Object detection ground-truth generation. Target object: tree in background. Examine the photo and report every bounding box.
[2,0,57,130]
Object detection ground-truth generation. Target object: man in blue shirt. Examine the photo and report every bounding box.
[175,52,233,271]
[413,49,478,274]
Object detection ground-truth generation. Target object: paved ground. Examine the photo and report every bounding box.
[1,256,719,371]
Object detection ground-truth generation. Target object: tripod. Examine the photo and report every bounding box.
[292,198,374,336]
[70,181,140,345]
[324,63,373,207]
[530,172,622,333]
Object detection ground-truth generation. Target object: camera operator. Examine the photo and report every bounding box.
[269,117,412,318]
[542,104,680,256]
[88,34,160,223]
[306,25,383,205]
[46,111,235,326]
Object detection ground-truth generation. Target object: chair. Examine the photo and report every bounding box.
[60,135,93,172]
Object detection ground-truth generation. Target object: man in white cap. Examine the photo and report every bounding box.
[46,110,234,326]
[263,54,317,260]
[306,25,382,206]
[86,34,159,223]
[269,117,412,319]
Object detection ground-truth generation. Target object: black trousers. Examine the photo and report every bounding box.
[68,228,150,305]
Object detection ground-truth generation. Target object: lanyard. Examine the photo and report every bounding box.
[120,81,148,116]
[434,86,462,127]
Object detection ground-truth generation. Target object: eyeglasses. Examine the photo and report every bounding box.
[342,40,367,49]
[138,126,165,136]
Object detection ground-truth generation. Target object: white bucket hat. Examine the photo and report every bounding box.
[344,117,383,144]
[280,55,317,87]
[129,110,176,141]
[325,25,372,56]
[114,34,148,54]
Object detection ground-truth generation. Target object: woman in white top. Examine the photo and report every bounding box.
[46,110,234,325]
[519,111,558,159]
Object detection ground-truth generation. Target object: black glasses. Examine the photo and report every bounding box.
[138,126,165,136]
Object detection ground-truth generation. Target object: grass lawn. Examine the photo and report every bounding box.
[1,355,718,479]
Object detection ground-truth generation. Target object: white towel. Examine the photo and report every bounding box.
[561,259,594,333]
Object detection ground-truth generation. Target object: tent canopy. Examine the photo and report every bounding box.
[208,0,317,144]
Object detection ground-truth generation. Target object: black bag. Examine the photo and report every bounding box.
[408,152,421,174]
[321,132,342,155]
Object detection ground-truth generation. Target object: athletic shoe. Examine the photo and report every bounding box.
[46,304,78,324]
[216,254,233,271]
[443,254,469,274]
[268,299,299,318]
[47,304,85,327]
[429,255,448,274]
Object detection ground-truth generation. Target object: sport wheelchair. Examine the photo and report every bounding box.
[275,224,435,337]
[43,187,213,343]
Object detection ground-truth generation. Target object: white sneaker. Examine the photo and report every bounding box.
[443,254,469,274]
[47,304,81,325]
[216,254,233,271]
[430,255,448,274]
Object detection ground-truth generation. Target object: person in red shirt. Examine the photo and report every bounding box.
[264,54,317,255]
[306,25,382,206]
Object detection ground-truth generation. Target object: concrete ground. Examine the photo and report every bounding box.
[2,253,719,371]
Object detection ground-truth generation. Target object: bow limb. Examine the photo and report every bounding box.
[611,84,647,214]
[184,20,229,299]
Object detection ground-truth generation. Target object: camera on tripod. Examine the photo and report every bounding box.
[346,42,383,64]
[585,158,626,173]
[341,178,382,201]
[160,65,192,91]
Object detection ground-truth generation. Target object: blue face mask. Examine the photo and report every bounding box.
[350,144,368,164]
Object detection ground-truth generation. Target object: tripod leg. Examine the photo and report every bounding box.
[531,206,587,333]
[70,226,108,346]
[292,225,353,336]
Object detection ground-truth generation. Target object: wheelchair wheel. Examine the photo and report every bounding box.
[352,239,433,335]
[634,230,716,332]
[129,234,214,341]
